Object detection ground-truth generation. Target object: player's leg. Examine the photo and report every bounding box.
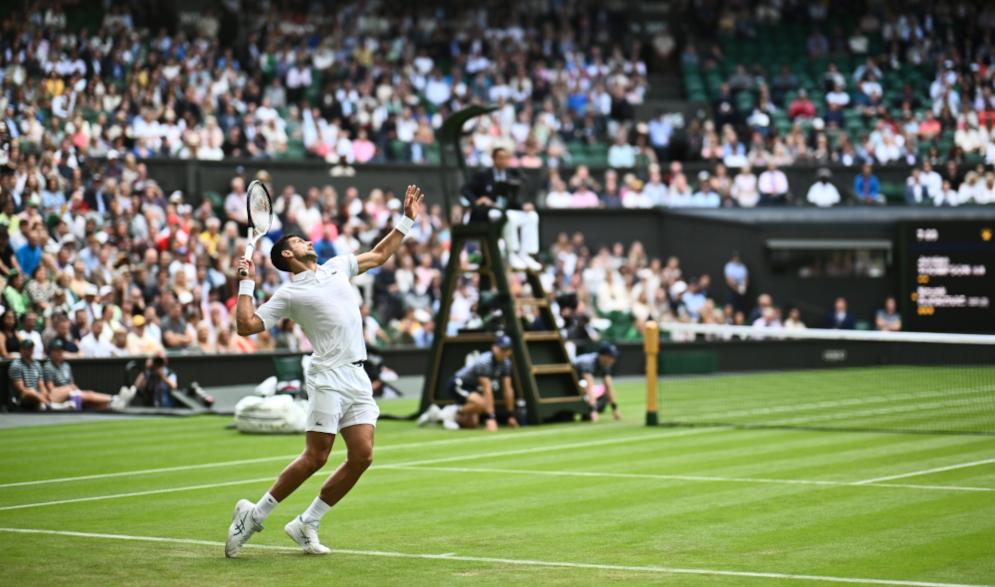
[225,430,333,558]
[284,365,379,555]
[316,423,374,507]
[226,372,340,558]
[283,423,373,556]
[269,431,335,501]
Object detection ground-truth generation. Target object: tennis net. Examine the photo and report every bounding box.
[651,323,995,436]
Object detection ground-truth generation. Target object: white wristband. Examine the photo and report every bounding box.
[396,216,415,236]
[238,280,255,298]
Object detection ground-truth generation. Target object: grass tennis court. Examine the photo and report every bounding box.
[1,374,994,587]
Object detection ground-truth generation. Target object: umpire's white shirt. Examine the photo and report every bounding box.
[255,254,366,371]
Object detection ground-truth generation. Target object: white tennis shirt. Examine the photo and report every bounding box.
[255,254,366,370]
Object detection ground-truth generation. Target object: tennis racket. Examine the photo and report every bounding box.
[238,179,273,278]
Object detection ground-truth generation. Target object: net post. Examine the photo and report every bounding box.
[644,321,660,426]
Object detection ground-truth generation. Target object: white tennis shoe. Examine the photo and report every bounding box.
[417,404,443,427]
[225,499,263,558]
[285,516,331,555]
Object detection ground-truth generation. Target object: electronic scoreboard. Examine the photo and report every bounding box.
[898,221,995,333]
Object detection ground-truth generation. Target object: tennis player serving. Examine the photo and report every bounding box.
[225,184,424,558]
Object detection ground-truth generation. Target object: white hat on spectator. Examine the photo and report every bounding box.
[670,280,688,298]
[169,190,184,204]
[387,198,401,211]
[99,285,113,297]
[95,231,109,245]
[177,291,194,305]
[84,284,99,297]
[107,150,120,160]
[414,309,432,323]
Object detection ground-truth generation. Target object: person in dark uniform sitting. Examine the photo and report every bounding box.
[460,147,541,271]
[418,333,519,431]
[574,343,621,422]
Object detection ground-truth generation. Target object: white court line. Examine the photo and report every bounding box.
[377,427,715,468]
[0,477,276,511]
[0,527,988,587]
[769,397,988,427]
[0,428,715,511]
[0,423,601,489]
[681,385,991,422]
[390,465,995,493]
[855,458,995,485]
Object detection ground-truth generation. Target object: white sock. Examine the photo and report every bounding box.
[300,497,331,526]
[252,492,279,523]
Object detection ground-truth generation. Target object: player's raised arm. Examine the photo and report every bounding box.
[234,257,266,336]
[356,185,424,274]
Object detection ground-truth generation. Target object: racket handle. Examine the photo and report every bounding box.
[238,239,256,278]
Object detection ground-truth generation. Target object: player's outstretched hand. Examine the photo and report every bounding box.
[235,256,256,279]
[403,184,424,218]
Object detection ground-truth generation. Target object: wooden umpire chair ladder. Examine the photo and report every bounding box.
[419,222,589,424]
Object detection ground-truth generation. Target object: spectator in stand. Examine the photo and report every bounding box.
[0,310,19,359]
[920,161,943,198]
[918,111,942,140]
[905,168,933,205]
[570,181,601,208]
[3,271,30,318]
[723,251,749,312]
[937,180,958,206]
[691,171,721,207]
[752,306,782,330]
[875,297,902,331]
[160,302,195,351]
[643,164,668,207]
[126,315,165,356]
[648,112,674,161]
[667,173,694,207]
[79,319,114,358]
[713,84,739,128]
[788,89,817,120]
[807,168,842,207]
[607,131,637,168]
[731,164,760,208]
[621,176,653,208]
[854,163,882,204]
[16,226,43,278]
[0,227,21,277]
[784,307,806,330]
[545,177,573,209]
[957,171,982,205]
[825,297,856,329]
[758,161,790,206]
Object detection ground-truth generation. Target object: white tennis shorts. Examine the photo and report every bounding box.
[305,362,380,434]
